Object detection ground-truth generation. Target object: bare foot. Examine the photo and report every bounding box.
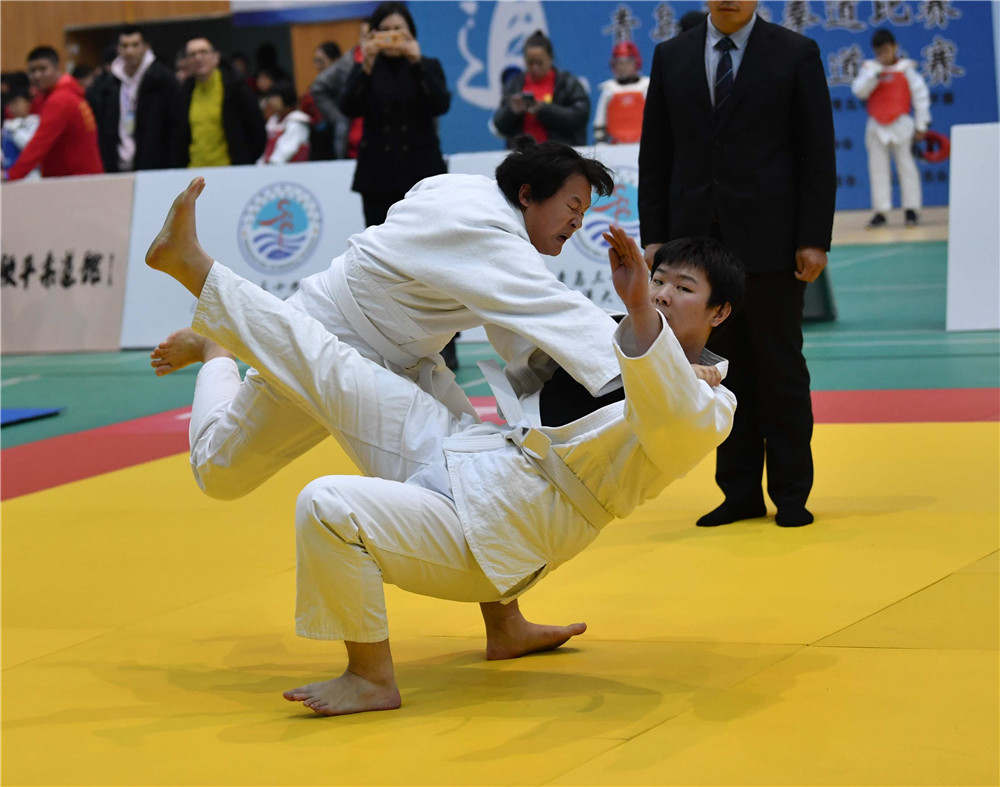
[145,177,214,298]
[282,670,402,716]
[150,328,209,376]
[481,601,586,661]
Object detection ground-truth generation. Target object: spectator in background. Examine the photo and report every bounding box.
[71,64,97,92]
[230,52,250,81]
[851,28,930,228]
[181,37,265,167]
[258,80,310,164]
[311,20,369,159]
[339,1,450,227]
[313,41,341,73]
[5,46,103,180]
[301,40,343,160]
[593,41,648,145]
[492,30,589,148]
[252,42,291,94]
[1,88,40,178]
[1,71,31,120]
[87,25,185,172]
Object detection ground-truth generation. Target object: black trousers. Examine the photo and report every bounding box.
[706,271,814,510]
[361,191,407,228]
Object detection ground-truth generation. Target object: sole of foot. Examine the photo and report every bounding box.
[150,328,209,376]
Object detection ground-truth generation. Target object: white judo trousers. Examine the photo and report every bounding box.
[865,114,922,213]
[192,264,507,643]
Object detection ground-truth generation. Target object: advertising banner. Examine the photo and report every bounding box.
[1,174,134,353]
[409,0,998,210]
[120,161,365,348]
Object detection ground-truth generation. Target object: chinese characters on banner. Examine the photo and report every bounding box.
[1,176,134,353]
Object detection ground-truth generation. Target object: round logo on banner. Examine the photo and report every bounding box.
[238,182,322,274]
[572,165,642,263]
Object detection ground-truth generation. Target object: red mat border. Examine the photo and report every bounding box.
[2,389,996,501]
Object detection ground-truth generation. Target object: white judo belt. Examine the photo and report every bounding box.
[330,258,474,418]
[478,359,614,531]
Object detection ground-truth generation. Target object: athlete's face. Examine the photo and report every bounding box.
[649,262,730,355]
[520,173,591,257]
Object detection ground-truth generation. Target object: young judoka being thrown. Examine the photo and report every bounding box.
[145,178,744,717]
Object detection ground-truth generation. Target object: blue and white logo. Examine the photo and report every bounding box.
[572,164,641,263]
[238,182,322,274]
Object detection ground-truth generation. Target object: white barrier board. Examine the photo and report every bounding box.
[120,160,366,347]
[946,123,1000,331]
[2,174,134,353]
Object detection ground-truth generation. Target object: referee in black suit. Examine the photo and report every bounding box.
[638,1,836,528]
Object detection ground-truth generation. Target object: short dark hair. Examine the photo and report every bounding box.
[651,238,745,331]
[524,30,553,57]
[27,46,59,65]
[871,29,896,48]
[265,80,298,110]
[186,37,216,53]
[495,138,614,206]
[679,11,707,32]
[118,24,146,42]
[370,2,417,38]
[6,87,30,102]
[317,41,341,61]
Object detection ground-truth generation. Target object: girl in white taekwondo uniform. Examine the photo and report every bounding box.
[145,180,743,717]
[150,140,621,501]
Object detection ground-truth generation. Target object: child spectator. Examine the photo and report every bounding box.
[1,88,40,178]
[593,41,648,145]
[258,80,310,164]
[851,29,931,228]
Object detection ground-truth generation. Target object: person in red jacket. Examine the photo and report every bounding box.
[5,46,103,181]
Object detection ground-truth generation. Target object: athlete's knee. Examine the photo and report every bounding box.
[295,477,358,541]
[190,459,262,501]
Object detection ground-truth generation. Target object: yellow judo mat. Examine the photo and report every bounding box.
[2,420,998,786]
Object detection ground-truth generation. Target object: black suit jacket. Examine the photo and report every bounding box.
[87,61,186,172]
[339,56,450,195]
[638,18,836,273]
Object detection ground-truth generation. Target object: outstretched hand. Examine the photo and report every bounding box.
[604,224,649,312]
[603,224,661,353]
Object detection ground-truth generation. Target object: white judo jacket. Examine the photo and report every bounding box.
[444,314,737,597]
[302,174,623,410]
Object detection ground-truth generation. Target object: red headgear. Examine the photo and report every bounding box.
[611,41,642,70]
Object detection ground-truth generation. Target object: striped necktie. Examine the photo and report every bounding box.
[714,37,736,110]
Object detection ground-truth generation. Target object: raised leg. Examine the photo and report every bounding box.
[145,177,214,298]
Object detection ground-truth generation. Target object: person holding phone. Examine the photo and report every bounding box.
[493,30,590,149]
[337,1,450,227]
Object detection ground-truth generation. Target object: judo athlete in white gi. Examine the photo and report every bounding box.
[145,178,743,717]
[851,28,931,228]
[150,141,620,502]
